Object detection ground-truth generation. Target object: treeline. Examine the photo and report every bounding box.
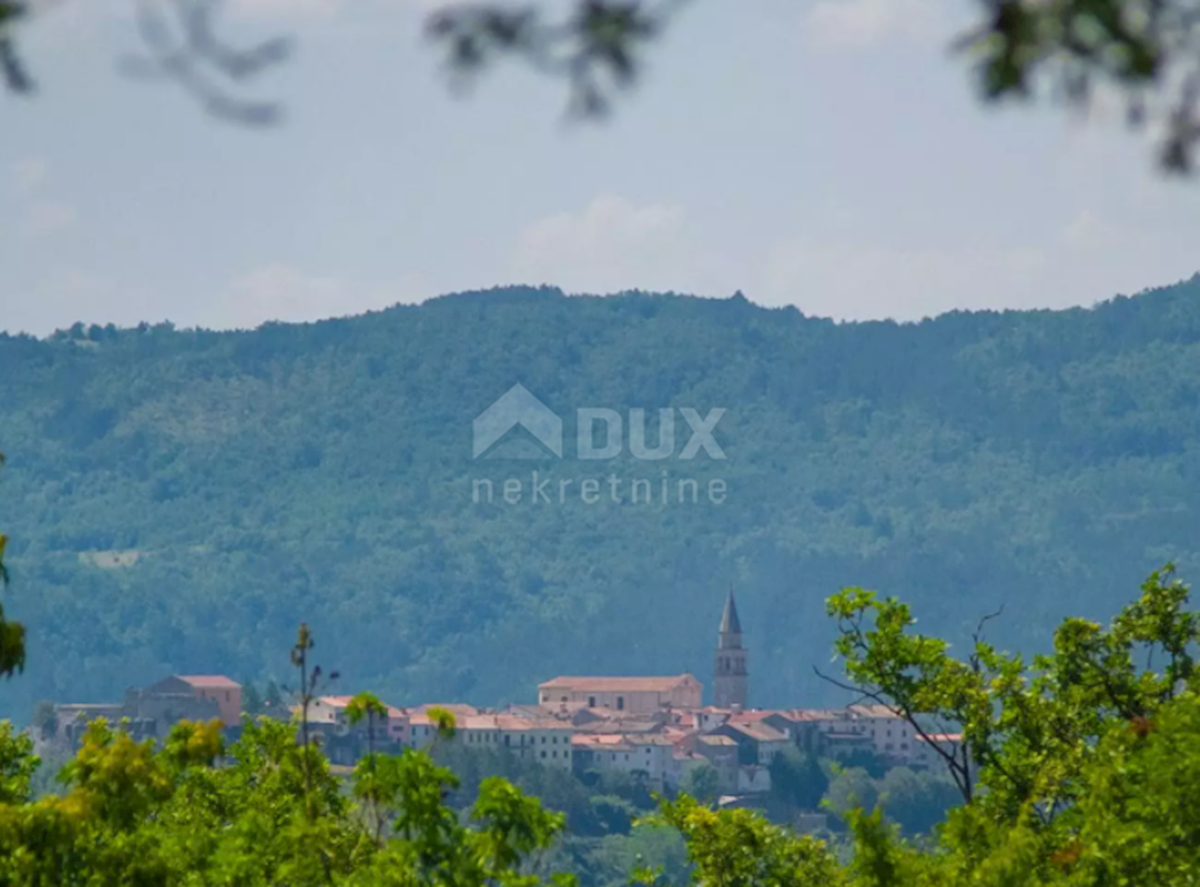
[2,569,1199,886]
[4,280,1200,716]
[426,742,957,885]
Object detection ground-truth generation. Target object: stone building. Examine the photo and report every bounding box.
[537,675,702,714]
[713,590,748,709]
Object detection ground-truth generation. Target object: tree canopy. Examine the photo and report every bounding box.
[4,283,1200,717]
[1,568,1198,884]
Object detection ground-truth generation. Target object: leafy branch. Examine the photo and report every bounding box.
[0,451,26,680]
[426,0,690,118]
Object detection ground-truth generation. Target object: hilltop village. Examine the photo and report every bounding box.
[39,594,961,805]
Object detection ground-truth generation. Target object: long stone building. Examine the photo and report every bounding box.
[537,674,702,714]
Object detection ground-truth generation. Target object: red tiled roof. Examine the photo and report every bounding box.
[539,675,698,692]
[455,713,572,732]
[722,722,789,743]
[573,733,626,745]
[625,734,676,746]
[573,734,635,751]
[697,734,737,746]
[314,696,404,718]
[725,710,783,722]
[786,709,840,721]
[459,715,501,731]
[414,703,480,717]
[578,717,665,734]
[918,733,962,743]
[847,704,901,719]
[178,675,240,689]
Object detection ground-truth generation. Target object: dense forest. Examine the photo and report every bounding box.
[3,278,1200,719]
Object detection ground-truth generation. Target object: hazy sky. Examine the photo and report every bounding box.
[2,0,1199,336]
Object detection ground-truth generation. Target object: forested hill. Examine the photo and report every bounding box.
[3,279,1200,720]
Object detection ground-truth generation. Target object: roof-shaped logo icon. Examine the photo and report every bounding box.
[473,384,563,459]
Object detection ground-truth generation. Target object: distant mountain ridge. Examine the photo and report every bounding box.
[3,278,1200,719]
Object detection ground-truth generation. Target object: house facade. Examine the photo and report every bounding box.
[173,676,242,727]
[449,713,575,769]
[292,696,400,752]
[711,720,790,767]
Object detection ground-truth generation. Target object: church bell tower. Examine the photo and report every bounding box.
[713,590,748,709]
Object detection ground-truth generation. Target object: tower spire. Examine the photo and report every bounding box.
[719,587,742,636]
[713,587,748,709]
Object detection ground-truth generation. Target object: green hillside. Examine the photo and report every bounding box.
[3,279,1200,719]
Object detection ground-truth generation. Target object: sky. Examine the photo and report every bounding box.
[2,0,1199,336]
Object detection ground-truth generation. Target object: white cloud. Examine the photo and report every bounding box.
[232,264,347,313]
[5,270,124,337]
[26,201,78,233]
[1063,210,1124,253]
[226,0,446,19]
[802,0,944,50]
[758,204,1200,320]
[512,194,693,294]
[213,263,428,329]
[10,160,77,234]
[227,0,348,17]
[12,158,49,194]
[762,236,1051,320]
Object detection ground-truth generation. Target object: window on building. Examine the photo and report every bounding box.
[541,736,546,744]
[588,696,596,707]
[540,751,546,759]
[561,696,567,702]
[617,697,625,711]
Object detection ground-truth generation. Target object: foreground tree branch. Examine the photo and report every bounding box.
[0,452,26,681]
[7,0,1200,171]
